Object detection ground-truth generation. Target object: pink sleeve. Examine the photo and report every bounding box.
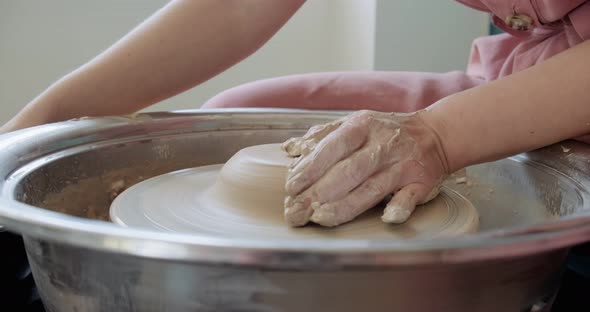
[454,0,491,12]
[202,71,484,113]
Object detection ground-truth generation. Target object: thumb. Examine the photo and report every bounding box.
[381,183,431,224]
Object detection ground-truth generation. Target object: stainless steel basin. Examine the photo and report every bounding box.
[0,109,590,312]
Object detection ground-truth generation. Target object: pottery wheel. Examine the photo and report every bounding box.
[110,144,479,239]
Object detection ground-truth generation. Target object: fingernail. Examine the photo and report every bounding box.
[280,140,290,151]
[285,172,304,195]
[382,208,411,224]
[284,196,294,208]
[310,201,321,211]
[284,201,299,217]
[284,201,312,227]
[282,138,302,157]
[300,140,316,156]
[310,204,339,227]
[289,156,304,170]
[281,139,293,151]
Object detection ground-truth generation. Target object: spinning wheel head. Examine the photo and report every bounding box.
[110,144,479,239]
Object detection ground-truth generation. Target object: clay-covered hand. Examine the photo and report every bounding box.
[281,110,449,227]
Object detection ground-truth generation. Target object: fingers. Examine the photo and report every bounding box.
[285,113,372,196]
[283,196,314,227]
[381,183,430,224]
[282,119,343,157]
[281,109,445,227]
[297,144,388,205]
[309,165,402,227]
[283,145,385,226]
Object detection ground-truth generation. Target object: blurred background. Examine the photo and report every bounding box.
[0,0,488,124]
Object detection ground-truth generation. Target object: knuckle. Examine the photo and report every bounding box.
[340,160,364,183]
[349,110,374,125]
[365,183,385,197]
[306,124,325,136]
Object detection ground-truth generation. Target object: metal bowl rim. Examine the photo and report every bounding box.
[1,109,590,267]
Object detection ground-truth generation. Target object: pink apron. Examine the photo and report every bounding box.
[203,0,590,116]
[458,0,590,80]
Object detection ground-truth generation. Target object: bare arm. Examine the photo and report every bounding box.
[282,39,590,227]
[2,0,305,132]
[424,39,590,172]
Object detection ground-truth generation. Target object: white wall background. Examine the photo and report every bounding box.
[375,1,488,72]
[0,1,487,125]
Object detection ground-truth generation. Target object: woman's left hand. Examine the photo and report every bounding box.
[282,110,450,227]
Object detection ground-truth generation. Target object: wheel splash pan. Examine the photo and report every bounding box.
[0,109,589,268]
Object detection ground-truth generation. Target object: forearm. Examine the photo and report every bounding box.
[4,0,304,131]
[424,39,590,172]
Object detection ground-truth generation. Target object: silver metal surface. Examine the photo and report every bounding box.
[0,108,589,311]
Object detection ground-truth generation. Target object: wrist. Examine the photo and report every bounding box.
[418,102,466,174]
